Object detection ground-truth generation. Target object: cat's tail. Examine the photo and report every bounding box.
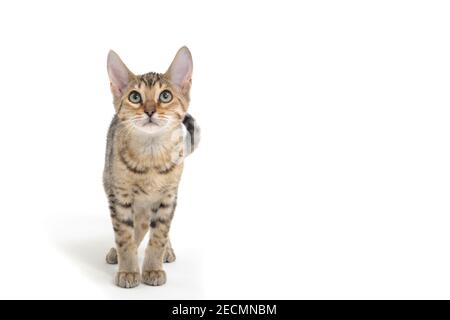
[183,113,201,156]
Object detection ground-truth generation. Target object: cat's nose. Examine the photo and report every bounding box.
[144,101,156,116]
[145,110,155,118]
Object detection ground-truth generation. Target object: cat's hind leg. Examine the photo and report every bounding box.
[164,239,176,263]
[106,247,118,264]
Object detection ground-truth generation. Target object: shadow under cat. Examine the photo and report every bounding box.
[48,213,204,298]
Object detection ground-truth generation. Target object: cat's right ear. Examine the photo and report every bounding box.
[107,50,132,99]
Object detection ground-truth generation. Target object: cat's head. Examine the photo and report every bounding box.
[107,47,193,135]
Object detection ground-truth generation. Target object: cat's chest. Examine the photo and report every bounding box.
[131,165,182,200]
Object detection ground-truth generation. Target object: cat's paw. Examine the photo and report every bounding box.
[115,272,140,288]
[164,246,176,263]
[106,248,118,264]
[142,270,166,286]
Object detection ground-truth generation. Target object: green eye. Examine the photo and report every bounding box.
[128,91,142,104]
[159,90,173,103]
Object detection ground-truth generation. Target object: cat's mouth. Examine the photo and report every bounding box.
[144,115,162,127]
[142,120,160,128]
[130,115,170,134]
[145,111,155,124]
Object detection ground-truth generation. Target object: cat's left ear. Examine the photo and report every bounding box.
[165,46,193,94]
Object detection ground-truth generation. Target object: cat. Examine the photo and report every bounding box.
[103,47,199,288]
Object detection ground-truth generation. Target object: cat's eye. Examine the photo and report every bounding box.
[159,90,173,103]
[128,91,142,104]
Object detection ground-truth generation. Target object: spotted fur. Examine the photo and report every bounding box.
[103,47,199,288]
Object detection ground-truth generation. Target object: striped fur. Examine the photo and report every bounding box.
[103,47,198,288]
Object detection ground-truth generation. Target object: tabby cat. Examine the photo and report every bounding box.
[103,47,199,288]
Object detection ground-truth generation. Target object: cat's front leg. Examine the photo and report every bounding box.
[142,194,177,286]
[108,193,140,288]
[105,206,150,264]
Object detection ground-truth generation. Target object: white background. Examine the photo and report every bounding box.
[0,0,449,299]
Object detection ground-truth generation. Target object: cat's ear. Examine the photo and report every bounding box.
[107,50,133,98]
[165,46,193,94]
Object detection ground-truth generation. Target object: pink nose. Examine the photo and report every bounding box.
[144,100,156,113]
